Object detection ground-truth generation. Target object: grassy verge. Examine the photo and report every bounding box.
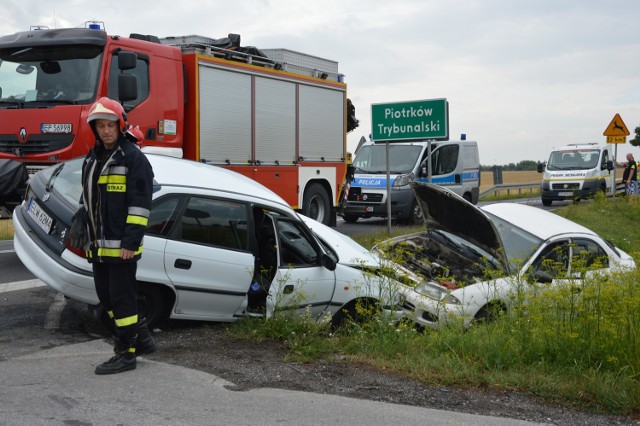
[0,219,13,240]
[229,194,640,415]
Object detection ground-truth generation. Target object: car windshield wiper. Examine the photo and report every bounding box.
[354,168,386,174]
[43,99,78,105]
[459,242,499,268]
[430,230,460,250]
[45,163,65,192]
[10,47,33,57]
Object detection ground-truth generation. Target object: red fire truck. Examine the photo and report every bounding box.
[0,23,358,224]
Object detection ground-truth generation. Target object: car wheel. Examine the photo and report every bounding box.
[403,200,423,226]
[138,284,168,328]
[463,192,472,203]
[330,298,379,329]
[473,302,506,324]
[343,214,359,223]
[302,183,331,225]
[599,185,607,196]
[541,198,552,206]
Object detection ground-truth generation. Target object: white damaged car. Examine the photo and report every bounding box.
[376,182,636,329]
[13,154,403,327]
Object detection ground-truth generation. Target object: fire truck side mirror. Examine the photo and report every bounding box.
[118,51,137,71]
[118,74,138,103]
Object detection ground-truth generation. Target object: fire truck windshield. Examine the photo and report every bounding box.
[0,45,103,106]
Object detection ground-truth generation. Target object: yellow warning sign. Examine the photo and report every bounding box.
[603,113,630,136]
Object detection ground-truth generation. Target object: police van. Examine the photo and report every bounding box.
[537,143,614,206]
[339,140,480,224]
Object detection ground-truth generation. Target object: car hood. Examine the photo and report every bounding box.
[410,182,510,273]
[298,214,381,268]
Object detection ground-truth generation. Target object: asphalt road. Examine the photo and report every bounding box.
[0,239,34,283]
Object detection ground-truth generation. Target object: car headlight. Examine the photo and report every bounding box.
[392,172,415,188]
[414,282,461,305]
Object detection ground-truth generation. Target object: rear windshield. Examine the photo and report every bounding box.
[40,157,84,206]
[40,156,159,207]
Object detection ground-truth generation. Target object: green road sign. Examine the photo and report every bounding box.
[371,98,448,141]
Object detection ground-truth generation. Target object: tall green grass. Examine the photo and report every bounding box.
[0,219,12,240]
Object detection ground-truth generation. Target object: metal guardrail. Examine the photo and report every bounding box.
[480,182,539,198]
[479,181,626,199]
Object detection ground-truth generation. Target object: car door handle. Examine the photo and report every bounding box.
[283,284,294,294]
[174,259,192,270]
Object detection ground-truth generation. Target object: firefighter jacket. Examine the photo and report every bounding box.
[80,135,154,263]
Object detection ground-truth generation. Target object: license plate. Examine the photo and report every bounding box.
[558,191,573,196]
[27,198,54,234]
[41,123,72,134]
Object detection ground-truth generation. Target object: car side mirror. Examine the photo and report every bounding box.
[321,253,337,271]
[604,160,613,172]
[537,162,545,173]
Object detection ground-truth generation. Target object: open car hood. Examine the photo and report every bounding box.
[411,182,510,273]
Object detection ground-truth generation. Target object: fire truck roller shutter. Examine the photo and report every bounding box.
[298,85,345,162]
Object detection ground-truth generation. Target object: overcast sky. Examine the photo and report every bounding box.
[2,0,639,165]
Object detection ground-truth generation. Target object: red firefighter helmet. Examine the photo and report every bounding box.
[87,97,127,131]
[125,125,145,146]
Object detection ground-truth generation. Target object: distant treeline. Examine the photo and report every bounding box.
[480,160,538,171]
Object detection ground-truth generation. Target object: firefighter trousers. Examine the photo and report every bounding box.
[92,262,138,352]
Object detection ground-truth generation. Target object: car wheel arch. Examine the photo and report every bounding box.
[137,281,175,328]
[330,297,380,329]
[473,300,507,323]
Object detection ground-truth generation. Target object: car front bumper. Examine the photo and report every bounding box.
[341,187,414,219]
[399,286,476,329]
[540,179,602,201]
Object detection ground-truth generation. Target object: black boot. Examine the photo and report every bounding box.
[95,351,136,375]
[136,318,159,356]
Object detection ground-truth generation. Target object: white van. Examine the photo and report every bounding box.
[339,140,480,224]
[537,143,614,206]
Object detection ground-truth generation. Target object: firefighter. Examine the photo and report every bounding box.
[80,97,157,374]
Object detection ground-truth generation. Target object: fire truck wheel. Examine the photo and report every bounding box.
[302,183,331,225]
